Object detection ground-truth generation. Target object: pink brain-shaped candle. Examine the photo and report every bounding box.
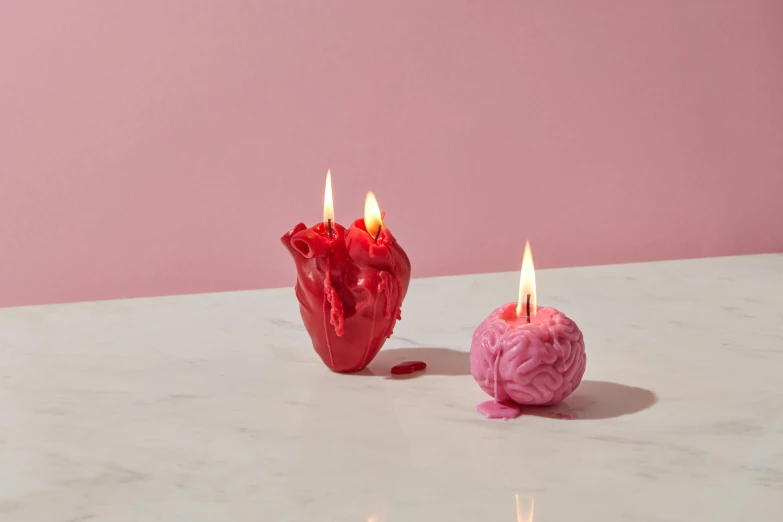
[470,303,586,418]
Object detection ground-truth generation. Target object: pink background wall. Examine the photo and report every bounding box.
[1,1,782,308]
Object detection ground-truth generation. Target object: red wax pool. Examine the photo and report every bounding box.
[391,361,427,375]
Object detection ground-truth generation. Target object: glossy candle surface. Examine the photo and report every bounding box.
[282,217,411,373]
[470,303,586,414]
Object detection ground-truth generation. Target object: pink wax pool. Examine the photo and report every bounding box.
[470,303,586,419]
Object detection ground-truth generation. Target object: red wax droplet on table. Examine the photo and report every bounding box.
[554,412,573,420]
[391,361,427,375]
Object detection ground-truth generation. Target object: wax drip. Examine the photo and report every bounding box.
[324,281,345,336]
[322,257,345,336]
[322,291,335,367]
[359,266,397,369]
[383,252,404,338]
[360,289,380,370]
[479,339,524,420]
[321,257,336,367]
[493,344,500,404]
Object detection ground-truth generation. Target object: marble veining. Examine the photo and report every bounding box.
[1,254,782,521]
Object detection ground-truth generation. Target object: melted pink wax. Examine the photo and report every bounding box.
[476,400,522,420]
[391,361,427,375]
[281,217,411,373]
[475,338,522,419]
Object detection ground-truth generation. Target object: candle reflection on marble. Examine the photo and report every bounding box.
[470,241,587,419]
[515,495,534,522]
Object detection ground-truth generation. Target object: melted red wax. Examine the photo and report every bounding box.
[391,360,427,375]
[281,218,411,373]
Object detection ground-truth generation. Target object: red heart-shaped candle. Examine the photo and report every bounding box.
[281,216,411,373]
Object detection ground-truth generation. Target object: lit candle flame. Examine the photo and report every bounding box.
[515,494,534,522]
[323,169,334,227]
[364,191,383,239]
[516,241,537,318]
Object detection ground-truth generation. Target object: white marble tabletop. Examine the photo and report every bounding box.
[1,254,782,522]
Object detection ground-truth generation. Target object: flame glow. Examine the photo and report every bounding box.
[516,241,537,318]
[515,494,534,522]
[364,191,383,238]
[323,169,334,226]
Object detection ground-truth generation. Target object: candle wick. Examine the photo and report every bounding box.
[374,225,382,243]
[327,219,333,238]
[526,294,531,323]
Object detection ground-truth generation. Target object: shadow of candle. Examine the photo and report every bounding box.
[518,380,658,420]
[365,347,471,377]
